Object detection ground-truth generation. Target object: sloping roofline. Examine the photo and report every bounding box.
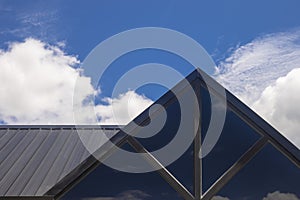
[194,68,300,165]
[0,125,122,130]
[1,68,299,199]
[45,68,300,199]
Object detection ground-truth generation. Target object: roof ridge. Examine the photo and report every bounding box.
[0,125,124,130]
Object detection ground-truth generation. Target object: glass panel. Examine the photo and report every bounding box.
[62,149,182,200]
[201,87,260,193]
[166,141,194,194]
[135,85,195,194]
[136,92,181,152]
[63,86,196,200]
[215,144,300,200]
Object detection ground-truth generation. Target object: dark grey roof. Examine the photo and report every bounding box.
[0,125,120,197]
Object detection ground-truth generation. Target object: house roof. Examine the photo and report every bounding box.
[0,125,121,197]
[0,68,299,200]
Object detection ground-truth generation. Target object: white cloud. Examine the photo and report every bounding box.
[262,191,300,200]
[95,91,153,125]
[210,191,300,200]
[0,6,59,43]
[215,30,300,148]
[0,38,152,125]
[253,68,300,146]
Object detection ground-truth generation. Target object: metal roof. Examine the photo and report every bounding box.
[0,126,120,197]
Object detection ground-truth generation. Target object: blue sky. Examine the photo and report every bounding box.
[1,1,300,131]
[1,0,300,96]
[0,1,297,99]
[1,1,300,200]
[1,0,300,140]
[1,1,299,54]
[1,0,300,61]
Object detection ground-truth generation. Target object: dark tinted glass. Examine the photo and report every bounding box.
[135,87,195,194]
[62,151,182,200]
[201,87,260,193]
[62,80,299,200]
[215,144,300,200]
[62,88,192,200]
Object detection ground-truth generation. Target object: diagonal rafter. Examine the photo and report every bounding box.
[201,136,268,200]
[127,136,195,200]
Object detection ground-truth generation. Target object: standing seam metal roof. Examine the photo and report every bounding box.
[0,126,120,197]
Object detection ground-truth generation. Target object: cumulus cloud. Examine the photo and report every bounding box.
[215,30,300,148]
[95,91,153,125]
[262,191,300,200]
[253,68,300,146]
[211,191,299,200]
[0,38,152,124]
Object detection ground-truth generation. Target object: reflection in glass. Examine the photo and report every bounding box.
[215,144,300,200]
[201,87,260,193]
[62,144,182,200]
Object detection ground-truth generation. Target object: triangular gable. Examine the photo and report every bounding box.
[42,68,300,199]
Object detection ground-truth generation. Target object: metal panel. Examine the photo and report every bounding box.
[58,135,86,181]
[77,129,119,164]
[21,130,69,195]
[6,130,53,196]
[0,196,54,200]
[78,129,97,163]
[0,130,29,176]
[0,129,33,184]
[58,129,119,182]
[0,129,47,195]
[0,127,121,197]
[45,131,128,199]
[0,129,18,152]
[0,129,9,140]
[35,130,76,195]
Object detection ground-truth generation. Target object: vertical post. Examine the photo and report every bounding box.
[194,79,202,200]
